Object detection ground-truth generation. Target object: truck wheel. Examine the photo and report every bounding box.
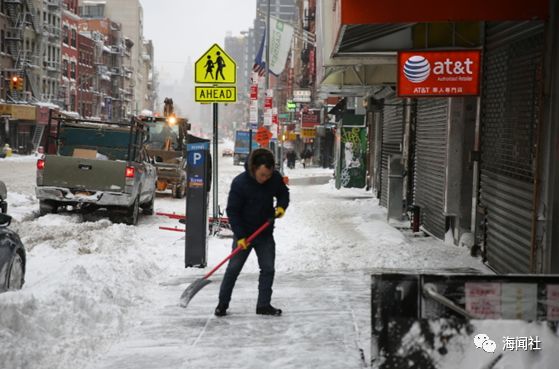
[123,197,140,225]
[141,193,155,215]
[39,200,58,216]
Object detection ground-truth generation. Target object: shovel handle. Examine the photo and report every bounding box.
[203,218,274,279]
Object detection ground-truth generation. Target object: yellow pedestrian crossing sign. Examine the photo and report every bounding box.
[195,44,236,84]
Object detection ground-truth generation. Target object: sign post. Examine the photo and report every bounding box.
[192,44,237,242]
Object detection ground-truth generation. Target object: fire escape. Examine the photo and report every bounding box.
[4,0,41,102]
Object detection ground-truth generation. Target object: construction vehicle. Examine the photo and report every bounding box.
[141,98,191,198]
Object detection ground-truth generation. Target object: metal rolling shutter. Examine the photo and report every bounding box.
[480,21,544,273]
[413,98,449,239]
[380,98,404,208]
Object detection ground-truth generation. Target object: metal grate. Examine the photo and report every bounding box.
[479,21,544,273]
[413,98,449,239]
[380,98,404,208]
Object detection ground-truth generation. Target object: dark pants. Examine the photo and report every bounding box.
[218,236,276,308]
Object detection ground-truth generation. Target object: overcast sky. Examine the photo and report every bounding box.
[141,0,257,81]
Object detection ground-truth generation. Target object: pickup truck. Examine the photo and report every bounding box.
[35,113,157,225]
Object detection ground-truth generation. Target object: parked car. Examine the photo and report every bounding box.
[222,148,234,157]
[0,181,26,292]
[36,113,157,225]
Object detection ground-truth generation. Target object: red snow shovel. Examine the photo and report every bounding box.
[179,218,274,308]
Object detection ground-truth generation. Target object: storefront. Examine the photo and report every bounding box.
[478,21,546,273]
[0,103,38,154]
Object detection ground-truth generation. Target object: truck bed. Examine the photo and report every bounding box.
[41,155,127,192]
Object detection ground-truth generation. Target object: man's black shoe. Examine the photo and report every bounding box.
[256,305,282,316]
[214,302,228,317]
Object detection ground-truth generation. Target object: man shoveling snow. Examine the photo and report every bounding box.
[215,148,290,317]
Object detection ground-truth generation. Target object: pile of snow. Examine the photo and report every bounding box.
[0,154,39,163]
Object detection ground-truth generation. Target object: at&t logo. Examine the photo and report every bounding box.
[403,55,431,83]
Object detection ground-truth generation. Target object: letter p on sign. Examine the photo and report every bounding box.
[193,152,202,165]
[189,151,204,167]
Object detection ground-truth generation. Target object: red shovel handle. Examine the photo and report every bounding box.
[202,218,273,279]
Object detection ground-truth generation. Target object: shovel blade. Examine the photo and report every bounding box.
[179,278,212,308]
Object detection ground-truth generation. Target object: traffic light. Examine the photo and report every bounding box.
[10,76,18,90]
[16,76,24,91]
[9,76,24,91]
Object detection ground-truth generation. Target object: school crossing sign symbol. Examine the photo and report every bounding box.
[194,44,236,102]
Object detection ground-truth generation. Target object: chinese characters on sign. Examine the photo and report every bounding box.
[465,282,501,319]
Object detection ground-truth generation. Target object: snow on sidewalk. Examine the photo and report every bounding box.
[0,161,493,369]
[84,167,491,369]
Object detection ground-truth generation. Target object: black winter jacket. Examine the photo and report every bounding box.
[226,167,289,240]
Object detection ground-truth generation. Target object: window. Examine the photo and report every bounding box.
[63,59,68,77]
[79,4,105,18]
[0,30,4,53]
[63,25,69,45]
[71,29,77,48]
[70,62,76,79]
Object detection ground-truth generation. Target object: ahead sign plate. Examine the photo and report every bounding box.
[195,86,237,103]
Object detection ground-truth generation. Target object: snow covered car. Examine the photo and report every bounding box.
[0,182,26,292]
[222,148,233,157]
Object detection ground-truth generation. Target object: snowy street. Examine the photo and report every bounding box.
[0,151,507,369]
[1,0,558,367]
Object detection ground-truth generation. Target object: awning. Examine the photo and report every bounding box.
[0,104,37,121]
[339,0,549,24]
[317,0,398,97]
[317,0,549,97]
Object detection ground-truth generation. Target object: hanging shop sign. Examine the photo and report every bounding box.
[301,127,316,139]
[301,110,320,128]
[286,100,296,111]
[293,90,311,103]
[397,50,481,97]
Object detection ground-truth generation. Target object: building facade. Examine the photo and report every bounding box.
[77,32,94,117]
[78,0,154,114]
[61,1,80,111]
[316,0,557,275]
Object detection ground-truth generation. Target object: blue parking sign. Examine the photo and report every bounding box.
[188,150,204,167]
